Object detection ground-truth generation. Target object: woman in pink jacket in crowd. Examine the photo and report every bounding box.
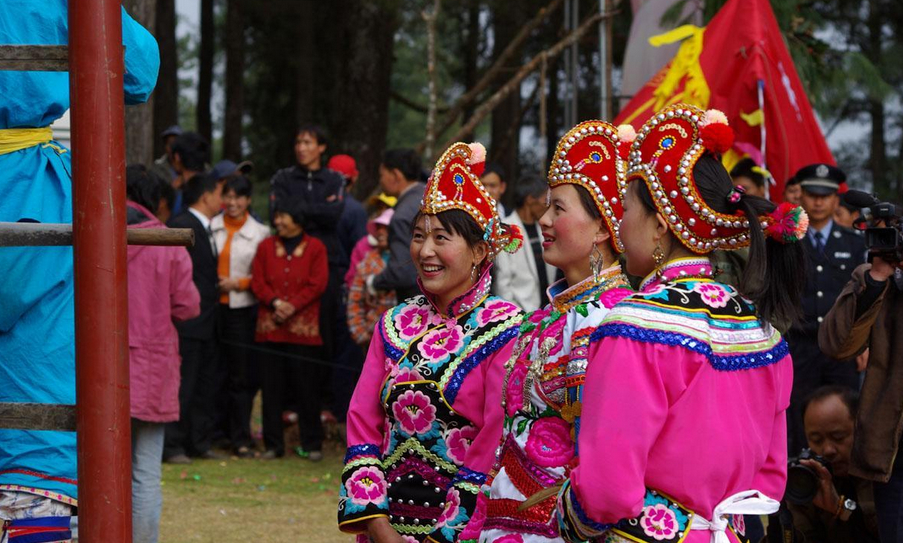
[125,165,200,543]
[555,104,808,543]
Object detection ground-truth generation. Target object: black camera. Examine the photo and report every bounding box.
[843,190,903,263]
[785,448,832,505]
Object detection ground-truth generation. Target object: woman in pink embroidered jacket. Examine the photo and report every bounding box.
[469,121,634,543]
[338,143,524,543]
[555,104,809,543]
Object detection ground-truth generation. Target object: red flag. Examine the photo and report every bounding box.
[614,0,834,200]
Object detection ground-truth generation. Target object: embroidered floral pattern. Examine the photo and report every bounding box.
[395,305,436,340]
[731,514,746,536]
[492,535,525,543]
[445,425,478,465]
[524,417,574,467]
[639,503,679,540]
[392,390,437,435]
[391,365,424,384]
[437,487,461,527]
[693,282,729,308]
[344,466,387,506]
[505,363,529,417]
[598,287,631,309]
[476,300,521,327]
[418,325,465,366]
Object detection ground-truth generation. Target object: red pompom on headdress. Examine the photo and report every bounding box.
[699,109,734,154]
[617,124,636,161]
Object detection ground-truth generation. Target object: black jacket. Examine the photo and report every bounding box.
[167,210,218,340]
[270,165,345,269]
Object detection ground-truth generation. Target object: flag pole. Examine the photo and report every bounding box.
[757,78,770,200]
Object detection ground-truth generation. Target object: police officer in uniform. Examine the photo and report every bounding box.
[785,163,866,453]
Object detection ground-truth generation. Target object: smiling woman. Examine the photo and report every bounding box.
[339,142,524,543]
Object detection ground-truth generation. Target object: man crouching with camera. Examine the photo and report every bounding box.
[819,189,903,542]
[786,386,880,541]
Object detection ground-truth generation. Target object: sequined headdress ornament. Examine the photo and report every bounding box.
[627,103,753,254]
[548,120,631,253]
[421,142,523,257]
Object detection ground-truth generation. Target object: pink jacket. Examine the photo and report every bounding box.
[127,202,200,422]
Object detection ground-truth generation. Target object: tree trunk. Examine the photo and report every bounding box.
[459,0,481,139]
[122,0,156,166]
[489,3,525,187]
[197,0,215,147]
[866,0,888,198]
[153,0,178,159]
[334,1,399,198]
[222,0,245,160]
[294,0,316,130]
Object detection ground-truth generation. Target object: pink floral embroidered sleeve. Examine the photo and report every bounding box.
[339,325,393,535]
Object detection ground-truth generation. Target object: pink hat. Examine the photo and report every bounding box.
[327,154,359,181]
[367,208,394,237]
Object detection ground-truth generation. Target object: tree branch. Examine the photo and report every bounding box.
[390,90,449,114]
[431,0,564,143]
[422,0,441,158]
[434,9,614,157]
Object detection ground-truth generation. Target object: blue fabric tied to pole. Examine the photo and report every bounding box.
[0,0,159,503]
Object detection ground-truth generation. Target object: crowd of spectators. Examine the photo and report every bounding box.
[131,122,903,542]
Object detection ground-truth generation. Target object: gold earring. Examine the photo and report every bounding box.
[653,242,665,278]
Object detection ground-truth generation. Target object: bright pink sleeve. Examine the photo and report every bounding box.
[751,356,793,499]
[346,323,390,450]
[339,321,391,532]
[570,338,692,524]
[463,338,513,473]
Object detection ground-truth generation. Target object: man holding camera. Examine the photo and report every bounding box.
[820,241,903,542]
[787,386,880,542]
[786,164,866,454]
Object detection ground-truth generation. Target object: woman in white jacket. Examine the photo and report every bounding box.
[211,175,271,457]
[493,176,558,312]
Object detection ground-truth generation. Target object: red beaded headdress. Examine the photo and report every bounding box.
[548,120,632,253]
[627,103,751,254]
[421,142,523,256]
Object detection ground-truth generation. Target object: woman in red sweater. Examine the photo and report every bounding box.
[251,198,329,460]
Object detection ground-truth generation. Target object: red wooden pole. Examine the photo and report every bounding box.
[69,1,132,541]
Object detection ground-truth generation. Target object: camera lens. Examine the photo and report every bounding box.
[785,463,819,505]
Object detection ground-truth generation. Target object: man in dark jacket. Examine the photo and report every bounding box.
[820,257,903,543]
[269,125,345,438]
[164,173,224,463]
[366,148,425,302]
[785,163,866,454]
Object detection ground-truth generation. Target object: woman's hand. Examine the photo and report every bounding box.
[366,517,405,543]
[274,300,296,321]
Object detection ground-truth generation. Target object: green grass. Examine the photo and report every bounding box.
[160,441,350,542]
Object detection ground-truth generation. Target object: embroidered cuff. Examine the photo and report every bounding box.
[339,444,389,530]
